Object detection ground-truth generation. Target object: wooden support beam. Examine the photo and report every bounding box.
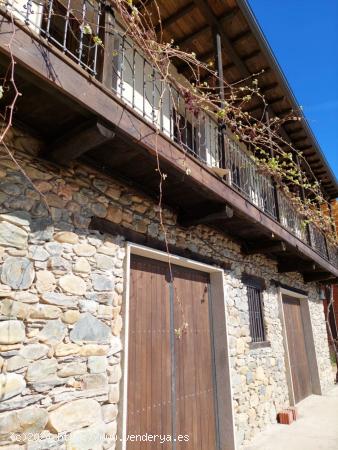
[279,107,293,116]
[278,261,317,273]
[176,25,210,52]
[287,128,304,136]
[100,5,115,90]
[179,205,234,227]
[198,61,234,84]
[176,5,240,54]
[244,240,287,255]
[303,272,337,283]
[292,135,308,144]
[261,82,279,93]
[231,29,251,43]
[245,95,284,114]
[191,0,249,75]
[155,2,196,33]
[49,120,115,164]
[243,48,261,61]
[296,144,312,151]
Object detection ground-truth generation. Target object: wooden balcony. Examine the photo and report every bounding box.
[0,1,337,281]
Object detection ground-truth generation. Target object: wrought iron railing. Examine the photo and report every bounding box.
[1,0,337,268]
[277,190,309,243]
[223,136,277,219]
[327,242,338,268]
[309,223,329,260]
[3,0,103,76]
[111,30,222,167]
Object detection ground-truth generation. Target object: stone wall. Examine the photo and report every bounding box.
[0,127,333,449]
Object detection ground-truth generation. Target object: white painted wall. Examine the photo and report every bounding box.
[5,0,43,33]
[114,27,221,167]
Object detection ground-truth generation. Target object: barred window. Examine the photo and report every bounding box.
[242,275,266,343]
[247,285,265,342]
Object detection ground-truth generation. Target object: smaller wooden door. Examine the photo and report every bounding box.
[282,296,312,403]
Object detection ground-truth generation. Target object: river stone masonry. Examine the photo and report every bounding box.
[0,126,333,449]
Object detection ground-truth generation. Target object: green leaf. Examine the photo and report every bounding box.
[81,24,92,35]
[93,36,103,46]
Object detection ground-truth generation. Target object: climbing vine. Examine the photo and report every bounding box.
[0,0,336,242]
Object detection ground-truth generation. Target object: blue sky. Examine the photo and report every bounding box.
[248,0,338,179]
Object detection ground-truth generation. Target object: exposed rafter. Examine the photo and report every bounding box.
[49,120,115,165]
[191,0,249,74]
[179,204,234,227]
[245,95,284,114]
[244,240,287,255]
[278,261,317,273]
[155,2,196,33]
[303,272,337,283]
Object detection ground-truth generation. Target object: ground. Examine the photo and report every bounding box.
[244,384,338,450]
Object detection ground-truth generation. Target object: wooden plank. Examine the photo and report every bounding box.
[303,272,337,283]
[191,0,249,75]
[128,256,172,448]
[179,205,234,227]
[278,261,316,273]
[172,265,216,449]
[49,120,115,164]
[175,6,239,52]
[282,296,312,403]
[1,19,336,277]
[156,2,196,32]
[100,5,115,90]
[244,241,286,255]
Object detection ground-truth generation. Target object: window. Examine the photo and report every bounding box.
[242,275,266,344]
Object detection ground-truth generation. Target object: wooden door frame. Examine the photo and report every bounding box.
[118,242,237,450]
[278,287,322,406]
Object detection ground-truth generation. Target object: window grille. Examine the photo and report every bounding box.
[246,284,266,343]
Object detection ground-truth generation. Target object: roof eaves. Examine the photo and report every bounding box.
[237,0,338,199]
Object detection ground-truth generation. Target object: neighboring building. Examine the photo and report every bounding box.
[323,285,338,349]
[323,199,338,375]
[0,1,337,449]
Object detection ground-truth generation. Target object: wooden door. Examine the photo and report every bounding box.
[282,295,313,403]
[172,265,217,450]
[128,256,172,449]
[128,255,218,449]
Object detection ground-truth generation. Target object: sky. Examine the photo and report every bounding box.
[248,0,338,180]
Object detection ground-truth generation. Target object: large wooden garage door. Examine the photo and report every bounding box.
[282,295,313,403]
[128,255,218,449]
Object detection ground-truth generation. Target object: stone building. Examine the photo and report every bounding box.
[0,1,337,449]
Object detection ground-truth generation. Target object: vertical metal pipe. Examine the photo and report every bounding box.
[265,111,280,221]
[151,67,155,123]
[213,30,226,169]
[120,36,125,99]
[92,0,102,76]
[132,47,136,109]
[142,57,146,117]
[62,0,71,53]
[78,0,87,64]
[25,0,32,25]
[45,0,54,37]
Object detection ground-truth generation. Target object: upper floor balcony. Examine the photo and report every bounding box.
[0,0,337,281]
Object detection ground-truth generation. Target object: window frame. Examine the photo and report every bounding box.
[242,274,270,347]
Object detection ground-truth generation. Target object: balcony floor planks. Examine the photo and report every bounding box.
[0,17,337,278]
